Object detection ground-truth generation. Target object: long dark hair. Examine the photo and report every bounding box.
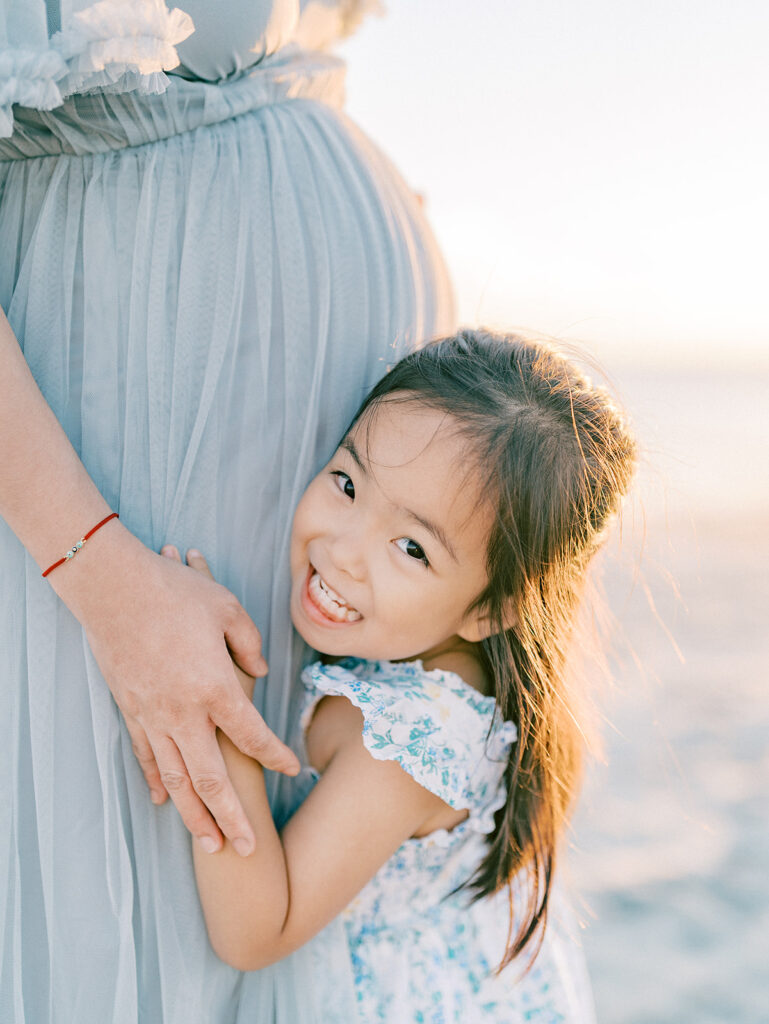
[347,328,637,967]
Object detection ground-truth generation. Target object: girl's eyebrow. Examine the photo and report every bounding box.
[341,436,368,474]
[340,437,459,563]
[405,508,459,563]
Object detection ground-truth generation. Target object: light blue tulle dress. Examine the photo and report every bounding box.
[291,659,597,1023]
[0,3,453,1021]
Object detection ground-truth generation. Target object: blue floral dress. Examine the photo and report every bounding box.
[294,658,597,1024]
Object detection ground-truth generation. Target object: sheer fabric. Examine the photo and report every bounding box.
[0,2,454,1020]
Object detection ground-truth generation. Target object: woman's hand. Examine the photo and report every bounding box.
[161,545,258,703]
[54,525,298,856]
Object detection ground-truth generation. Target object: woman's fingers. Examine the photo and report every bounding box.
[173,724,259,856]
[125,716,168,805]
[224,600,269,678]
[151,732,231,854]
[163,545,269,677]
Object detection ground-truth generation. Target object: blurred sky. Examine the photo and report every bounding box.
[339,1,769,369]
[342,13,768,1018]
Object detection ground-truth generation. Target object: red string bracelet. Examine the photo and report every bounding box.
[41,512,120,578]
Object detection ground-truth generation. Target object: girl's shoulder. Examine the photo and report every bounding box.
[303,656,501,717]
[300,658,517,813]
[301,656,504,734]
[420,647,492,697]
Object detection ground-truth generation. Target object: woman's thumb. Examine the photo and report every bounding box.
[225,603,269,677]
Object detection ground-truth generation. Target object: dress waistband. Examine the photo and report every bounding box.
[0,48,345,160]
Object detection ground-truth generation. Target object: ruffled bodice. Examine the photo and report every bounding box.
[0,0,194,136]
[0,0,379,140]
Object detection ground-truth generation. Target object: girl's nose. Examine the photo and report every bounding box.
[326,529,366,583]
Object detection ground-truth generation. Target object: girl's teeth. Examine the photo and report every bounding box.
[309,571,362,622]
[318,575,345,604]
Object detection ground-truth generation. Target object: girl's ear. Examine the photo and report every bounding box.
[457,603,516,643]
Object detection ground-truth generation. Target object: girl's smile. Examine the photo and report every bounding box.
[289,400,493,663]
[301,565,363,625]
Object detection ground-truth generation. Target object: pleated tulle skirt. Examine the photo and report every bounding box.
[0,51,454,1023]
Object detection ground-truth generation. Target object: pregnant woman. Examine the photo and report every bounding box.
[0,2,453,1020]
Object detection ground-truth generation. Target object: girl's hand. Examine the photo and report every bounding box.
[55,526,298,857]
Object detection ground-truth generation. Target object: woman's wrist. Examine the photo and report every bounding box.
[46,518,149,624]
[1,307,124,587]
[41,512,121,578]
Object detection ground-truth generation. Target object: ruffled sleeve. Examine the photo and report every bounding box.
[300,659,517,819]
[0,0,193,137]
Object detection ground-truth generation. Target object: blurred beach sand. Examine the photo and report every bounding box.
[569,367,769,1023]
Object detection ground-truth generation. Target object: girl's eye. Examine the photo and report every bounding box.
[395,537,429,567]
[331,471,355,499]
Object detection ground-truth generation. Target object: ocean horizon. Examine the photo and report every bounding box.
[566,365,768,1023]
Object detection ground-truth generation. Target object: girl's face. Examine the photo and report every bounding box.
[289,400,493,662]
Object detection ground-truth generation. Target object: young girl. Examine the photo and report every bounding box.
[162,328,635,1021]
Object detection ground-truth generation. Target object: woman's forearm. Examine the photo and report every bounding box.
[0,305,145,631]
[0,309,113,569]
[192,729,291,970]
[0,308,155,628]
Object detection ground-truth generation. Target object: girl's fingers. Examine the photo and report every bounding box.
[160,544,216,583]
[185,548,215,580]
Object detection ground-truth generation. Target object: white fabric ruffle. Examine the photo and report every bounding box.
[300,658,516,820]
[0,47,66,134]
[0,0,193,136]
[53,0,194,97]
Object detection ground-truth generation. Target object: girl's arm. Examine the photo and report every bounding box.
[178,557,455,972]
[0,308,297,854]
[195,692,445,971]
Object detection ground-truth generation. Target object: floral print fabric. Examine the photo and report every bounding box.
[296,658,596,1024]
